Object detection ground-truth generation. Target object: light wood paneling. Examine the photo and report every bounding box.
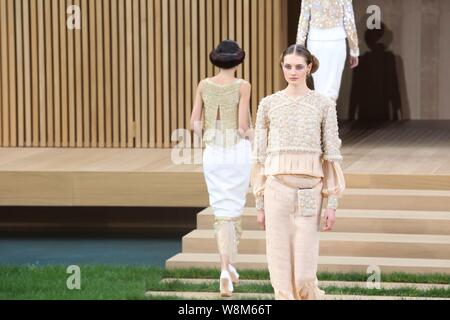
[0,0,288,148]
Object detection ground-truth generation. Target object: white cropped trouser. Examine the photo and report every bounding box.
[203,139,252,261]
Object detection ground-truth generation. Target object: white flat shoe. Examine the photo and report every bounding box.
[228,264,239,285]
[220,270,234,297]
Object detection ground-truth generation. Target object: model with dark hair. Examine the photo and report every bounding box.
[252,44,345,300]
[190,40,253,297]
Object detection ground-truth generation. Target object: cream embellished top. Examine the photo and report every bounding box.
[251,90,346,210]
[296,0,360,57]
[201,78,244,147]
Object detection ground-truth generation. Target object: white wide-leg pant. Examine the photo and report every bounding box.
[307,38,347,102]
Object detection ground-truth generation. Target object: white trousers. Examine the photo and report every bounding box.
[203,139,252,218]
[307,38,347,102]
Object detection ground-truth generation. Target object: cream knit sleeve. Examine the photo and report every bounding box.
[321,100,343,162]
[321,99,345,209]
[251,97,270,210]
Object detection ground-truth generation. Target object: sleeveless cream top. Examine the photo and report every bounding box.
[201,78,245,147]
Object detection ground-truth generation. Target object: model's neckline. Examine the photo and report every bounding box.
[206,78,241,87]
[279,89,314,102]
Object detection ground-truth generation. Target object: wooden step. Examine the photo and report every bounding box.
[166,253,450,274]
[198,208,450,234]
[145,290,450,300]
[344,173,450,191]
[182,230,450,259]
[160,278,450,290]
[244,188,450,211]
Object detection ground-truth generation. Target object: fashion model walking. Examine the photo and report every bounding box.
[297,0,360,101]
[252,44,345,300]
[190,40,253,297]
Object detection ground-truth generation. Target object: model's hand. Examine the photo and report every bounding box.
[257,210,266,230]
[246,129,255,143]
[349,56,359,69]
[322,208,336,232]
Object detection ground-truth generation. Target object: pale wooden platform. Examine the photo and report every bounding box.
[0,121,449,206]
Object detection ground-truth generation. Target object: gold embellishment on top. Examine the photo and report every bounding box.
[202,79,243,147]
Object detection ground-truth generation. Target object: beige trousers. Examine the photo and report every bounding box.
[264,175,326,300]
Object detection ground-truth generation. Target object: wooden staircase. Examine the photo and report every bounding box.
[166,175,450,274]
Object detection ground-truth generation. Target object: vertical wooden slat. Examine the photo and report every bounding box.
[104,0,112,147]
[162,0,170,147]
[213,0,221,74]
[81,0,90,147]
[191,0,198,126]
[199,0,206,81]
[250,0,258,116]
[243,0,250,82]
[132,0,141,148]
[126,0,134,147]
[221,0,228,40]
[51,0,61,147]
[89,0,97,147]
[111,0,119,147]
[0,14,2,147]
[176,0,185,140]
[8,0,17,146]
[74,0,83,147]
[52,0,60,147]
[236,0,243,79]
[67,0,76,147]
[148,0,155,147]
[96,0,105,147]
[118,0,126,147]
[258,0,265,102]
[0,0,8,146]
[60,0,68,147]
[16,0,25,146]
[184,0,191,145]
[37,0,45,146]
[44,0,54,147]
[266,0,273,94]
[229,0,235,40]
[31,0,39,146]
[140,0,148,148]
[169,0,177,147]
[273,0,281,91]
[206,0,213,76]
[0,2,2,147]
[154,0,162,147]
[24,0,32,146]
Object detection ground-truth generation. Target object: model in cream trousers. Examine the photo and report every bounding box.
[264,175,325,300]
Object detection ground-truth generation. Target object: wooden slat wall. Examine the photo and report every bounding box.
[0,0,288,148]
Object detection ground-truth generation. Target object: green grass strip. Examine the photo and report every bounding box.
[1,265,449,300]
[162,268,450,284]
